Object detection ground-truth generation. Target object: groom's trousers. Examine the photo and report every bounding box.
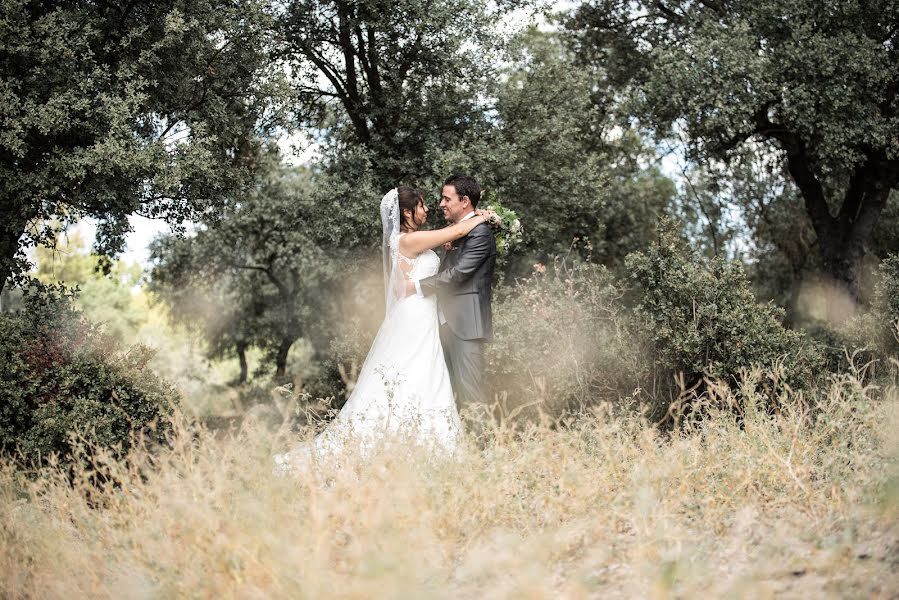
[439,324,488,417]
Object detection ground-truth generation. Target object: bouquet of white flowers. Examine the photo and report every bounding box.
[481,191,523,257]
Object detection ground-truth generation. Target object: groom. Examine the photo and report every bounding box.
[409,175,497,415]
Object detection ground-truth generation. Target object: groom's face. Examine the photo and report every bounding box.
[440,184,470,224]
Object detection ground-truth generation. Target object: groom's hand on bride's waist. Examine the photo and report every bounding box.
[404,279,417,297]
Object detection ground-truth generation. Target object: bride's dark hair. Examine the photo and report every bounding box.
[398,186,424,231]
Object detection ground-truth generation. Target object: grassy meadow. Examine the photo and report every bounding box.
[2,367,897,598]
[5,0,899,596]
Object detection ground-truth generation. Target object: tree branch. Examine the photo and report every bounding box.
[336,1,365,127]
[395,31,422,85]
[667,138,721,256]
[698,0,726,15]
[754,108,834,237]
[880,20,899,44]
[838,160,867,230]
[292,86,342,100]
[366,26,382,100]
[846,155,899,246]
[354,24,371,79]
[300,46,350,102]
[654,1,684,23]
[232,262,289,298]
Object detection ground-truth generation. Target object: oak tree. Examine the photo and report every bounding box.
[1,0,284,292]
[570,0,899,301]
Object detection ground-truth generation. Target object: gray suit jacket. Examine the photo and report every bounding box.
[419,222,497,341]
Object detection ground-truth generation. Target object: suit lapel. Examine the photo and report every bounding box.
[441,217,478,271]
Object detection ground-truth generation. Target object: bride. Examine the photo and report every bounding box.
[273,187,495,473]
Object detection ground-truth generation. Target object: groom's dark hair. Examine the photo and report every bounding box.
[444,175,481,208]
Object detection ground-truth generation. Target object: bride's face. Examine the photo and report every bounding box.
[405,199,428,230]
[416,199,428,227]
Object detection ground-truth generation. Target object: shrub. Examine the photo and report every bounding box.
[625,222,824,422]
[836,253,899,375]
[800,319,863,374]
[0,281,179,470]
[488,257,643,418]
[873,254,899,354]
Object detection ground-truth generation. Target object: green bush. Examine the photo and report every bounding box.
[800,319,863,374]
[0,282,179,469]
[874,254,899,354]
[625,222,824,421]
[488,258,643,418]
[488,226,826,424]
[837,253,899,373]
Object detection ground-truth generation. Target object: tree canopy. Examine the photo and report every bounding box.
[149,155,356,379]
[569,0,899,300]
[12,0,899,386]
[279,0,512,184]
[1,0,285,292]
[439,27,676,266]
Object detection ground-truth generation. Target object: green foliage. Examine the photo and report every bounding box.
[149,154,373,379]
[473,28,611,257]
[439,27,675,269]
[569,0,899,296]
[0,281,178,469]
[596,130,677,267]
[724,148,815,304]
[1,0,285,289]
[870,191,899,259]
[488,256,641,417]
[877,255,899,332]
[280,0,510,184]
[572,0,899,170]
[148,228,267,378]
[625,221,824,420]
[488,225,827,424]
[843,254,899,363]
[33,230,145,342]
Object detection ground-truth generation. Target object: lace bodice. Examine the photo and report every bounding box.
[393,234,440,280]
[406,249,440,280]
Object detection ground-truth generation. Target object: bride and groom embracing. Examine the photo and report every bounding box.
[274,175,500,473]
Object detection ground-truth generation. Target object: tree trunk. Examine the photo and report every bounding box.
[817,161,897,302]
[236,340,248,385]
[818,236,866,299]
[808,233,868,324]
[274,337,293,379]
[756,113,898,309]
[249,265,301,381]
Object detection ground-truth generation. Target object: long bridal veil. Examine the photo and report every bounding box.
[381,188,405,317]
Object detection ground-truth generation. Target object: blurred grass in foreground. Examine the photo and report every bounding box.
[1,370,897,599]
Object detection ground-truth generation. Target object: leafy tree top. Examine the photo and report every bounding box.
[1,0,287,288]
[569,0,899,298]
[571,0,898,170]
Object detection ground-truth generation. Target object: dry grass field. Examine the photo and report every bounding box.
[2,371,897,599]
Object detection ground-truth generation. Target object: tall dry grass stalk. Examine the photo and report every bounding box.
[2,373,897,598]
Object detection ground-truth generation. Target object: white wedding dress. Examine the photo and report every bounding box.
[273,233,463,474]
